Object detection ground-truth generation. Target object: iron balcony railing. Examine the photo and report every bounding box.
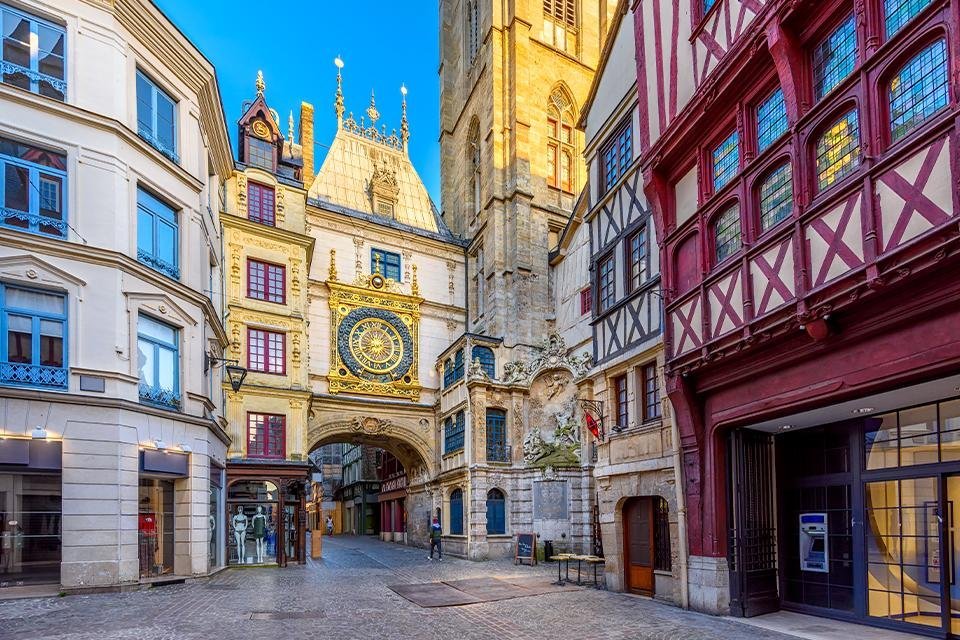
[486,443,512,463]
[139,383,181,411]
[0,362,68,389]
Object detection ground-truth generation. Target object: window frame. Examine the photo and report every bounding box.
[599,118,633,195]
[245,135,275,172]
[711,202,743,266]
[811,13,859,103]
[247,258,286,305]
[247,412,286,460]
[639,363,662,422]
[0,283,67,389]
[247,181,276,226]
[135,69,179,163]
[0,3,67,101]
[137,313,180,410]
[813,106,862,195]
[579,286,592,316]
[472,345,496,379]
[371,248,402,282]
[486,408,508,462]
[625,226,648,295]
[444,411,465,454]
[756,160,795,235]
[597,252,616,313]
[486,488,506,535]
[247,327,286,375]
[884,36,950,145]
[613,374,628,430]
[136,186,180,281]
[449,488,464,535]
[0,136,68,238]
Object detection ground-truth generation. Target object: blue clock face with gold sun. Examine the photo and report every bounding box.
[336,308,414,383]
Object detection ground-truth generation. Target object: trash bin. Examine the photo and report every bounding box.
[544,539,554,560]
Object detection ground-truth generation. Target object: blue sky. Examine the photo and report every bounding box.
[155,0,442,202]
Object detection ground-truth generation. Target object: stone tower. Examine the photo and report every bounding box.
[439,0,618,350]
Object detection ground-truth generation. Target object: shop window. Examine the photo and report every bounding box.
[613,374,628,430]
[713,204,742,264]
[486,409,508,462]
[444,411,465,454]
[209,467,223,569]
[0,136,67,237]
[247,259,285,304]
[653,497,672,572]
[247,413,285,459]
[640,363,661,421]
[227,480,278,565]
[889,39,948,142]
[0,4,66,101]
[246,136,274,172]
[472,345,495,378]
[247,182,275,226]
[600,119,633,195]
[598,253,615,312]
[0,473,61,586]
[816,109,861,192]
[137,314,180,410]
[712,130,740,191]
[486,489,506,535]
[247,328,285,375]
[813,15,857,101]
[137,187,179,280]
[0,284,66,389]
[758,163,794,232]
[371,248,402,281]
[138,478,174,578]
[626,227,647,294]
[135,70,178,163]
[449,488,464,535]
[865,400,960,469]
[757,88,788,152]
[885,0,934,37]
[580,286,592,316]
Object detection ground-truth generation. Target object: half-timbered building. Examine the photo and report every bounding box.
[635,0,960,633]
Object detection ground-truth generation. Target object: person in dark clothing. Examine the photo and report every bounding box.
[428,517,442,560]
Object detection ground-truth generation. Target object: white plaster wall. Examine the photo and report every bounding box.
[585,14,637,144]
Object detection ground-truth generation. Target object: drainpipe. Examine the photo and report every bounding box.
[670,401,690,609]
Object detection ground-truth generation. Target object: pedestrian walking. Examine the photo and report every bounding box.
[428,517,442,560]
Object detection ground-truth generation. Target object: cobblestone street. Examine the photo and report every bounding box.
[0,536,804,640]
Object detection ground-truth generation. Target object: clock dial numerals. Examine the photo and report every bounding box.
[348,318,404,374]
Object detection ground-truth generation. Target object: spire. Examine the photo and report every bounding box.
[366,91,380,125]
[400,84,409,152]
[288,110,294,142]
[256,70,265,96]
[334,56,345,124]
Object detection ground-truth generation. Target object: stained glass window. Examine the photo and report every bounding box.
[757,88,788,151]
[889,39,948,141]
[712,130,740,191]
[816,110,861,191]
[813,16,857,101]
[714,204,742,263]
[759,163,793,231]
[885,0,933,37]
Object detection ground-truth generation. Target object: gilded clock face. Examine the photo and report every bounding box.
[337,308,414,382]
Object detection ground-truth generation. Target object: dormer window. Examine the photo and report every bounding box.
[247,136,274,172]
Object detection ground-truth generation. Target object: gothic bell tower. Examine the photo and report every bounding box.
[439,0,618,350]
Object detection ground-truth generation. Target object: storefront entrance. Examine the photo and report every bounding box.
[623,497,655,595]
[732,394,960,637]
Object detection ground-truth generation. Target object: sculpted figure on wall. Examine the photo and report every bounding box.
[521,370,581,467]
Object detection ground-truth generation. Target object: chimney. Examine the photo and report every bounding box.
[300,101,315,190]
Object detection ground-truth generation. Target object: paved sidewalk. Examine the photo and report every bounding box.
[0,536,803,640]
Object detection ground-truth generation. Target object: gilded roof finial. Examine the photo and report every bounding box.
[400,84,409,151]
[411,263,420,296]
[288,111,294,142]
[328,249,338,282]
[256,70,265,96]
[334,56,345,123]
[366,91,380,125]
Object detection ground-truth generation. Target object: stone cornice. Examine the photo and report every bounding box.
[0,228,228,345]
[221,212,315,250]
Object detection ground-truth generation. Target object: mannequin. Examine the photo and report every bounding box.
[231,506,248,564]
[252,505,267,563]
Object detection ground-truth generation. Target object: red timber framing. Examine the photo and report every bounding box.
[633,0,960,574]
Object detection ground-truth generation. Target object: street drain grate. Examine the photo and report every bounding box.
[249,611,325,620]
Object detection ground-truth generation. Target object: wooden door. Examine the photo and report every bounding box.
[624,497,655,595]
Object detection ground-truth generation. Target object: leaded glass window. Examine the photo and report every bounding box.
[885,0,933,37]
[759,163,793,231]
[757,88,788,152]
[712,130,740,191]
[889,39,948,141]
[816,110,861,191]
[713,204,742,263]
[813,16,857,101]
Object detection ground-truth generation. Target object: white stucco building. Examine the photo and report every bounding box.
[0,0,233,593]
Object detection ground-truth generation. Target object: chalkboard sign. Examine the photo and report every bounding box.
[515,532,537,565]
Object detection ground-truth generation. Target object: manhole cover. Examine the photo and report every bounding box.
[249,611,325,620]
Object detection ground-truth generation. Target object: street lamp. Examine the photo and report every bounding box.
[206,353,248,392]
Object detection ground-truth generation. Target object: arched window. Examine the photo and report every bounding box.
[885,0,933,36]
[758,163,793,232]
[547,87,575,193]
[468,119,481,216]
[816,109,861,192]
[889,39,948,142]
[713,204,742,264]
[472,345,495,378]
[449,488,464,535]
[486,489,506,535]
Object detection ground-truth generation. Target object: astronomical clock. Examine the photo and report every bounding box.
[327,270,422,400]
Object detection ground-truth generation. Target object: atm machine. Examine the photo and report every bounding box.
[799,513,829,573]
